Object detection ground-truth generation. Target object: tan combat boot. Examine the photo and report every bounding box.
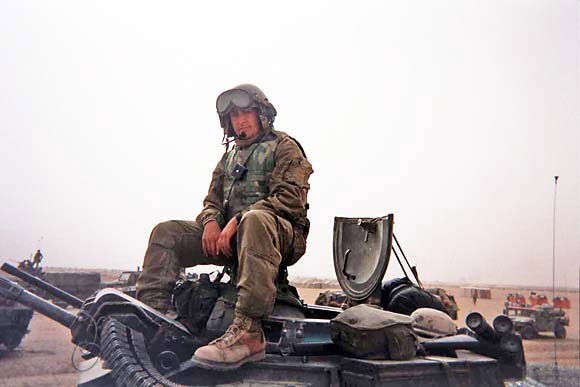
[192,312,266,371]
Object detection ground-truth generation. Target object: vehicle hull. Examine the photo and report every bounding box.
[79,351,506,387]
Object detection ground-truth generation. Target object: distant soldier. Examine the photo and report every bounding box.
[472,291,477,305]
[32,249,43,269]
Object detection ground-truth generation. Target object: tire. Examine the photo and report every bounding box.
[554,324,566,339]
[1,329,23,351]
[520,324,536,340]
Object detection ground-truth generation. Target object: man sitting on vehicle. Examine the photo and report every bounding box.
[136,84,313,370]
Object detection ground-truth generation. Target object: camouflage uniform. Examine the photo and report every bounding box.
[136,128,313,318]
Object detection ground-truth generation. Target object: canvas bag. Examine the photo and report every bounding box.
[330,304,417,360]
[172,275,221,334]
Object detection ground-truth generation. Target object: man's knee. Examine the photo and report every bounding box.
[239,210,273,231]
[149,220,183,249]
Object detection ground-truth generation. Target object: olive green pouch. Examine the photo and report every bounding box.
[330,304,417,360]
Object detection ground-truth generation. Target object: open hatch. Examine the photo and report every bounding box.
[333,214,394,301]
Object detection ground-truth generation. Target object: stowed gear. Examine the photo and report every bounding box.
[216,84,277,139]
[410,308,457,339]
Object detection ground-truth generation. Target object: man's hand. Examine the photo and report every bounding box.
[217,217,239,257]
[202,220,222,257]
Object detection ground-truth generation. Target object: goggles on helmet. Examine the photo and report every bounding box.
[216,88,256,116]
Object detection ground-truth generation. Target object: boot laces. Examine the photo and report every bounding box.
[210,317,248,346]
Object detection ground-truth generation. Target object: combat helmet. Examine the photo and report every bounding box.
[216,84,277,139]
[410,308,457,339]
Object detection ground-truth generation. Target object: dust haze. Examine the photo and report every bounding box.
[0,1,578,289]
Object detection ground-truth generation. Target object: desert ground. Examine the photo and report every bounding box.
[0,280,577,387]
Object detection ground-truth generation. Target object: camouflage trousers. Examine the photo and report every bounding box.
[136,210,298,319]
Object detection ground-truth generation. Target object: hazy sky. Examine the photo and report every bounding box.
[1,1,578,288]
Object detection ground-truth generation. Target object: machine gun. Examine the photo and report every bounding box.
[0,261,526,387]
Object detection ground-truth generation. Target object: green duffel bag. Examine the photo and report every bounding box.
[330,304,417,360]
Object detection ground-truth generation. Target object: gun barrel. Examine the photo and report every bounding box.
[492,315,514,335]
[466,312,498,342]
[1,263,83,308]
[0,277,76,328]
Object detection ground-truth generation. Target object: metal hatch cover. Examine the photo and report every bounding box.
[333,215,393,301]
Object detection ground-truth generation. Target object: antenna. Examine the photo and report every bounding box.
[552,176,558,301]
[552,176,559,377]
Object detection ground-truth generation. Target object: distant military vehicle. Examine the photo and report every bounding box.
[17,258,44,278]
[15,257,101,307]
[314,289,349,308]
[101,270,198,298]
[425,287,459,320]
[506,293,526,307]
[102,269,141,288]
[15,258,46,296]
[552,295,571,309]
[0,292,33,351]
[503,304,569,339]
[529,292,549,307]
[101,269,142,297]
[44,272,101,307]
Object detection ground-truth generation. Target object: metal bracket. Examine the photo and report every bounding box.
[277,320,306,356]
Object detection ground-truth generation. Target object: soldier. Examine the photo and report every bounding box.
[32,250,43,270]
[136,84,313,370]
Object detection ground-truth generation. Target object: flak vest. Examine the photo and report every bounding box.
[222,135,279,220]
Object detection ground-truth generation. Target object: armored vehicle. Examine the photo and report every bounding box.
[552,295,571,309]
[102,269,141,288]
[528,292,549,307]
[17,258,44,278]
[101,269,142,297]
[315,289,350,308]
[424,288,459,320]
[0,291,33,351]
[14,258,101,306]
[503,304,569,339]
[44,272,101,302]
[506,293,526,307]
[14,258,47,296]
[0,215,526,386]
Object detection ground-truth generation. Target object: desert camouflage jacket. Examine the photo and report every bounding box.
[196,129,313,231]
